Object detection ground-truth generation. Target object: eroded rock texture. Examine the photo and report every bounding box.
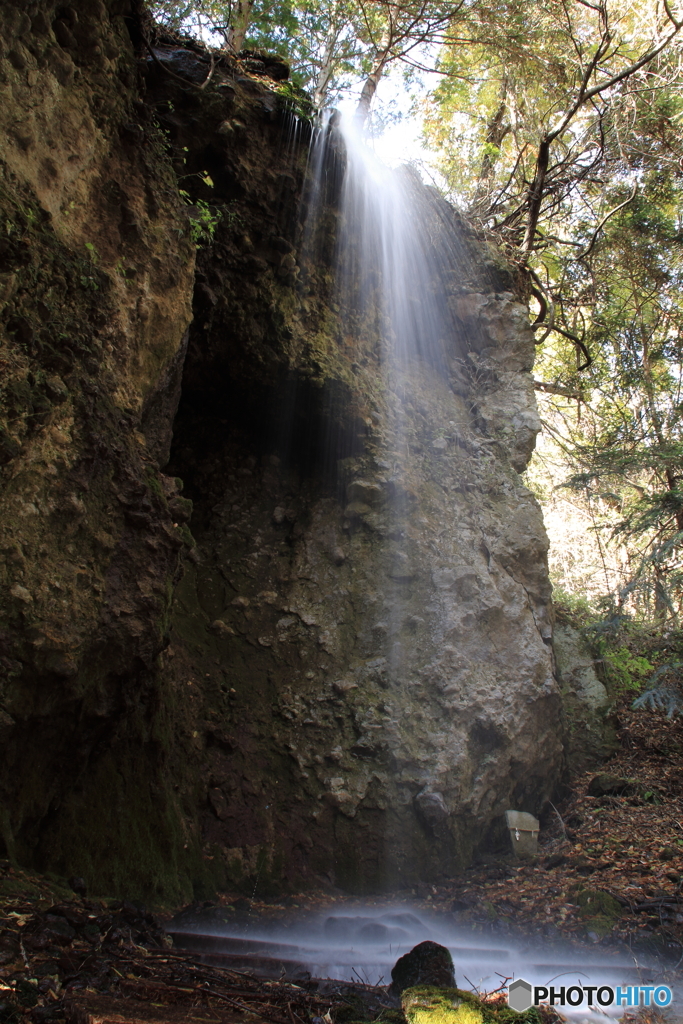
[164,130,563,889]
[0,0,205,899]
[554,623,616,773]
[0,0,562,899]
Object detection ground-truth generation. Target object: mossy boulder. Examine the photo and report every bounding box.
[587,774,634,797]
[402,988,542,1024]
[391,941,456,996]
[573,886,622,938]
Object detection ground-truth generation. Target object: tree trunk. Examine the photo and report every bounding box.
[313,27,340,109]
[473,83,509,210]
[228,0,254,54]
[641,329,683,533]
[355,52,390,124]
[522,137,550,256]
[354,24,392,125]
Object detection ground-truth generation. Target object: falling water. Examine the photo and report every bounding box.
[296,112,477,689]
[302,111,470,394]
[333,117,454,369]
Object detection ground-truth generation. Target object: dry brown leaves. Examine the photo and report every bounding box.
[437,693,683,955]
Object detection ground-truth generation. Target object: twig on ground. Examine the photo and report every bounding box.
[548,801,569,841]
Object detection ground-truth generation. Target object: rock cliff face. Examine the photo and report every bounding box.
[0,0,563,899]
[0,0,200,900]
[553,623,616,773]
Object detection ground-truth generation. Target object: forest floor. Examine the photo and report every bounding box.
[0,692,680,1023]
[441,690,683,956]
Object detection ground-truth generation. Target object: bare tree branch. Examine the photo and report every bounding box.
[534,380,582,399]
[578,181,638,259]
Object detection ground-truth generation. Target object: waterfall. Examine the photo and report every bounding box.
[334,116,455,374]
[169,88,560,898]
[297,112,472,689]
[302,112,469,386]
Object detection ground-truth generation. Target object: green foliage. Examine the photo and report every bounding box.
[419,0,683,627]
[568,603,683,717]
[178,173,224,246]
[148,0,359,103]
[113,258,136,281]
[632,662,683,717]
[597,643,654,693]
[80,241,101,289]
[187,197,222,246]
[274,79,315,119]
[552,586,597,628]
[149,0,472,111]
[521,74,683,623]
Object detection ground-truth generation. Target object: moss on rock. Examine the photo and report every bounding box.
[572,885,622,938]
[402,988,541,1024]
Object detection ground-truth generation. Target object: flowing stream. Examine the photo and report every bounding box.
[168,901,659,1015]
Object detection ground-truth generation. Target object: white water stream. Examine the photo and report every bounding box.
[169,903,662,1018]
[302,112,466,384]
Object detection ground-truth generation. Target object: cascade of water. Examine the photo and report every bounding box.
[216,102,560,894]
[303,112,469,384]
[335,116,454,375]
[298,113,473,687]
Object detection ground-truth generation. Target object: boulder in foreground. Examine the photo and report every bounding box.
[390,940,456,996]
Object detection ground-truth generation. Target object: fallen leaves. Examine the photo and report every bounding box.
[431,691,683,960]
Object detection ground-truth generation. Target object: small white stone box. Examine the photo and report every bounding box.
[505,810,539,859]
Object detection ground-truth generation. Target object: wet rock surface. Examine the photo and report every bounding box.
[0,1,312,899]
[162,132,563,889]
[0,0,204,899]
[168,361,559,886]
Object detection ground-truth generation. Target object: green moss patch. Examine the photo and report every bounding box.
[572,886,622,938]
[404,992,482,1024]
[402,989,542,1024]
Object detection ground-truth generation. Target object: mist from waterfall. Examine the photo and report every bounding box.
[169,900,659,1016]
[166,115,663,1011]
